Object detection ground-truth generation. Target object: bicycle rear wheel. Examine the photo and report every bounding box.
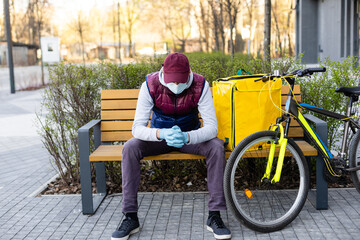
[224,131,309,232]
[349,131,360,192]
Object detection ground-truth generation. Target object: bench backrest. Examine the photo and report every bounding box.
[100,85,302,143]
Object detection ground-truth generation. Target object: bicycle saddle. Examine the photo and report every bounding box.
[335,86,360,97]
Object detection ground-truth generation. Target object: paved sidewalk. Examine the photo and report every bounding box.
[0,89,360,240]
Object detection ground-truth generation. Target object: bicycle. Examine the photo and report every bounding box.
[223,67,360,233]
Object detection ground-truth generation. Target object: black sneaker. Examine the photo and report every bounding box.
[206,214,231,239]
[111,216,140,240]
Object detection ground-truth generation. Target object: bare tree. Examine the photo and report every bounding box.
[117,1,122,63]
[264,0,271,68]
[208,0,220,52]
[271,1,282,57]
[34,0,50,85]
[225,0,241,59]
[70,11,89,63]
[199,0,210,52]
[286,1,294,56]
[208,0,226,54]
[9,0,51,47]
[195,0,210,52]
[123,0,142,57]
[244,0,258,54]
[157,0,192,52]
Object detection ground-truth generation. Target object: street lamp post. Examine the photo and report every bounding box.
[3,0,15,94]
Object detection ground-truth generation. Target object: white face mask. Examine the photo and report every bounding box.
[166,82,188,94]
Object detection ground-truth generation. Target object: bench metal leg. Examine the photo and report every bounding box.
[316,155,328,209]
[79,120,107,215]
[94,124,107,196]
[314,118,328,210]
[304,114,328,210]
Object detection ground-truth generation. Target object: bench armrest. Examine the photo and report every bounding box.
[78,119,107,214]
[303,114,327,146]
[79,119,101,149]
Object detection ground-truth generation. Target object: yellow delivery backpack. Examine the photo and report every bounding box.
[213,73,282,151]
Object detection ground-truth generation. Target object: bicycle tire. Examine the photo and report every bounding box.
[349,131,360,193]
[224,131,309,232]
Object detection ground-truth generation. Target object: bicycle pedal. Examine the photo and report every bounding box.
[329,157,346,168]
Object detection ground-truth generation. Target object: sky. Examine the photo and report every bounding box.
[1,0,126,20]
[47,0,128,34]
[0,0,163,45]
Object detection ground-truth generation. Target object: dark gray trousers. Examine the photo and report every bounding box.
[121,137,227,213]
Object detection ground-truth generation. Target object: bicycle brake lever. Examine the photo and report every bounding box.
[254,75,269,82]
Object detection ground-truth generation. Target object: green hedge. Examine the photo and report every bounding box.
[38,53,357,190]
[298,57,360,151]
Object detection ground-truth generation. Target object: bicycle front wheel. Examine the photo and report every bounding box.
[224,131,309,232]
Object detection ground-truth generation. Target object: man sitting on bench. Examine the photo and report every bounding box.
[111,52,231,240]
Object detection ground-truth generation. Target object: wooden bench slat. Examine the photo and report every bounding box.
[282,85,300,94]
[101,89,140,99]
[288,127,304,138]
[102,100,137,110]
[101,121,152,131]
[101,131,133,142]
[89,140,316,162]
[101,121,134,131]
[101,110,135,120]
[281,95,301,103]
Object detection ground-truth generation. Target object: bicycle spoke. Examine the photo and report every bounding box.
[224,131,309,232]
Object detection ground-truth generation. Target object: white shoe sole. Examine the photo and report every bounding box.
[206,225,232,239]
[111,227,140,240]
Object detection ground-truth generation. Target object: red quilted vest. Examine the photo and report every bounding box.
[146,72,205,131]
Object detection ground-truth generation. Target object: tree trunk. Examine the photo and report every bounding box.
[286,4,293,56]
[200,0,209,52]
[117,1,122,63]
[112,1,117,60]
[78,18,85,64]
[128,33,132,57]
[264,0,271,71]
[195,10,204,52]
[219,1,225,55]
[226,0,234,60]
[272,4,282,57]
[209,0,220,51]
[38,21,44,85]
[180,40,186,52]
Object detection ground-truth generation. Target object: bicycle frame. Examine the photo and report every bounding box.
[265,76,360,183]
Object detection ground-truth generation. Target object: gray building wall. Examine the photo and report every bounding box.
[296,0,359,64]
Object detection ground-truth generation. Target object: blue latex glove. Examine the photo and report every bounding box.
[166,126,190,148]
[159,128,175,140]
[165,126,183,148]
[171,126,189,144]
[158,126,184,148]
[182,132,189,144]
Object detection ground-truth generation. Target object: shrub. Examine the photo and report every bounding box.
[37,53,302,190]
[298,57,360,151]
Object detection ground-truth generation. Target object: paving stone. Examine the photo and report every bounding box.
[2,89,360,240]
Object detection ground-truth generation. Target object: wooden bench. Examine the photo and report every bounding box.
[78,85,328,215]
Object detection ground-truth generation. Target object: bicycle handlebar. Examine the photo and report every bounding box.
[255,67,326,83]
[289,67,326,77]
